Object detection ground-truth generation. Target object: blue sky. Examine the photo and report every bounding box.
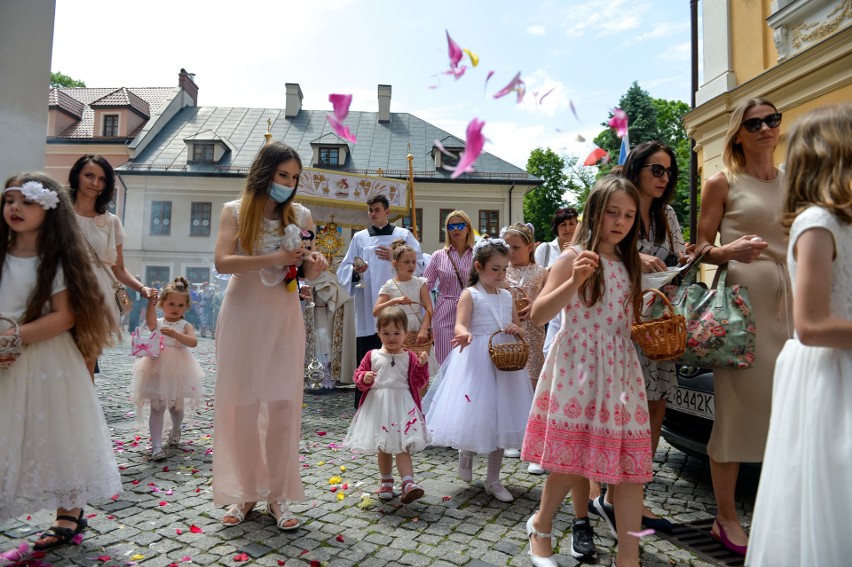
[51,0,696,170]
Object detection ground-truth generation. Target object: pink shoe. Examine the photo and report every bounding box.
[710,518,748,556]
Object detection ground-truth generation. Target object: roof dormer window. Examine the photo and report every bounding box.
[310,132,350,168]
[319,147,340,167]
[192,143,215,163]
[183,130,233,165]
[103,114,119,137]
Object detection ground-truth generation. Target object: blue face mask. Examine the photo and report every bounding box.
[269,182,295,203]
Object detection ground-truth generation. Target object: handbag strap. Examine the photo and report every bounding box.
[447,249,465,289]
[85,240,124,290]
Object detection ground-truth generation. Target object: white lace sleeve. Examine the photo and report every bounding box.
[665,206,686,256]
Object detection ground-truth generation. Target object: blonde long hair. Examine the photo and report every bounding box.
[443,210,475,250]
[782,103,852,231]
[237,142,301,254]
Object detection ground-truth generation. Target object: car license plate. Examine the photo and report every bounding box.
[668,386,715,420]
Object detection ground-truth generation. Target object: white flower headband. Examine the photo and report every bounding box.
[472,237,508,255]
[3,181,59,210]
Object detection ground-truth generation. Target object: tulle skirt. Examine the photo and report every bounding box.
[131,346,204,415]
[0,332,122,522]
[344,386,430,454]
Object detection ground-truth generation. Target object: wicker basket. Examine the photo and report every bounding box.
[631,288,687,361]
[0,315,23,368]
[510,286,529,314]
[400,301,434,356]
[488,330,529,371]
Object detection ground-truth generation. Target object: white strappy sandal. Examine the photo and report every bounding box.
[221,502,255,526]
[268,501,301,531]
[526,512,559,567]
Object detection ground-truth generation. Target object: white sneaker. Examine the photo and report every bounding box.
[503,448,521,458]
[527,462,545,475]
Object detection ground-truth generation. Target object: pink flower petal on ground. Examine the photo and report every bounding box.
[336,535,345,542]
[110,494,119,500]
[316,431,327,436]
[327,113,357,143]
[492,72,526,103]
[628,528,656,538]
[609,108,629,138]
[159,501,168,507]
[181,556,192,562]
[190,524,203,533]
[450,118,486,179]
[176,528,183,535]
[329,94,352,122]
[98,555,112,562]
[233,552,249,562]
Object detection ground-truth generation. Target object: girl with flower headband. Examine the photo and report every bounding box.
[212,142,327,530]
[522,176,650,567]
[0,173,121,550]
[131,276,205,461]
[68,155,154,379]
[424,237,533,503]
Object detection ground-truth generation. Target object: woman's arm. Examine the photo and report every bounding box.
[792,228,852,348]
[111,244,154,299]
[530,249,598,326]
[145,296,158,331]
[214,205,300,274]
[695,173,767,265]
[418,282,433,330]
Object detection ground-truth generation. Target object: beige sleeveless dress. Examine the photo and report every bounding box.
[707,170,793,463]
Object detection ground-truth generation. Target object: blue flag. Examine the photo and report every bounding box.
[617,130,630,165]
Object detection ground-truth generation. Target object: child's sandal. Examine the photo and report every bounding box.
[400,480,425,504]
[33,509,87,551]
[377,480,395,501]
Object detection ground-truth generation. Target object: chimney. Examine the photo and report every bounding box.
[285,83,303,118]
[178,68,198,106]
[378,84,391,123]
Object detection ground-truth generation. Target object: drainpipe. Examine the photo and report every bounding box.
[508,182,516,223]
[689,0,699,243]
[115,170,128,224]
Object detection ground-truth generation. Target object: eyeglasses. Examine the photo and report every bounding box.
[741,113,782,133]
[642,164,673,179]
[447,222,467,231]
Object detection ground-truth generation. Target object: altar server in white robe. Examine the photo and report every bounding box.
[337,194,423,407]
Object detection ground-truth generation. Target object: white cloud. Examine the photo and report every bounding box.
[658,42,691,61]
[559,0,649,37]
[526,25,547,35]
[631,21,690,43]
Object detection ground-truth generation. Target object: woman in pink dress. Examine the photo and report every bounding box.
[212,142,327,530]
[424,210,474,364]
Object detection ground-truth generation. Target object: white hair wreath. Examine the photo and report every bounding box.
[3,181,59,210]
[472,237,508,255]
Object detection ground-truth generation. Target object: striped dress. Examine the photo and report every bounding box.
[424,246,473,364]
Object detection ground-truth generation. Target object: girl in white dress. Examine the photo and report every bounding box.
[344,307,431,504]
[0,173,121,550]
[132,276,205,461]
[425,238,533,503]
[374,239,438,393]
[747,104,852,567]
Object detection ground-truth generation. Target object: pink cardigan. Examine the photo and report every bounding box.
[353,350,429,410]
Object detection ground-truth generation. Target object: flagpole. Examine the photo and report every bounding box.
[407,144,418,239]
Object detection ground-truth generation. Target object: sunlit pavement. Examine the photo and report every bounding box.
[1,338,754,566]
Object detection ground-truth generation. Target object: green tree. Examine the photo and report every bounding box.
[652,98,693,230]
[593,81,660,167]
[50,71,86,88]
[524,148,567,242]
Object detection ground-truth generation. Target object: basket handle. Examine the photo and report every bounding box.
[640,288,677,320]
[0,314,21,336]
[488,329,528,348]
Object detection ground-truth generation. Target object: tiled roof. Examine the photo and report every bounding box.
[49,87,177,139]
[121,107,538,183]
[48,89,84,119]
[91,87,151,118]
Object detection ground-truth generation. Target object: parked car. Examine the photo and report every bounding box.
[662,366,715,458]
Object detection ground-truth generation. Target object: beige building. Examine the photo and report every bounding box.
[113,82,540,285]
[685,0,851,176]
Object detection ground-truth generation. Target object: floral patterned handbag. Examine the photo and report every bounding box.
[651,260,756,369]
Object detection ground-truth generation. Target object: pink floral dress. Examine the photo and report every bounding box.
[521,256,652,484]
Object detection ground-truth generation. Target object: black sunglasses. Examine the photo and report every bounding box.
[642,164,673,179]
[447,222,467,231]
[741,113,782,133]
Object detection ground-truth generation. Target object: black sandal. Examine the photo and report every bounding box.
[33,509,87,551]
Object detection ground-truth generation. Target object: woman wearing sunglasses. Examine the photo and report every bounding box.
[424,211,475,364]
[691,98,792,556]
[588,141,686,536]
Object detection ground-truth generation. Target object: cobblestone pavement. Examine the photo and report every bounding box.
[1,338,757,566]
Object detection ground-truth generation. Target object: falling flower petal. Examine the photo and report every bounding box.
[446,30,463,68]
[483,70,495,94]
[462,48,479,67]
[326,95,357,143]
[609,108,629,138]
[569,100,580,121]
[628,528,656,538]
[450,118,486,180]
[538,87,555,105]
[492,72,526,103]
[465,394,471,402]
[576,134,586,143]
[190,524,203,533]
[432,139,454,158]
